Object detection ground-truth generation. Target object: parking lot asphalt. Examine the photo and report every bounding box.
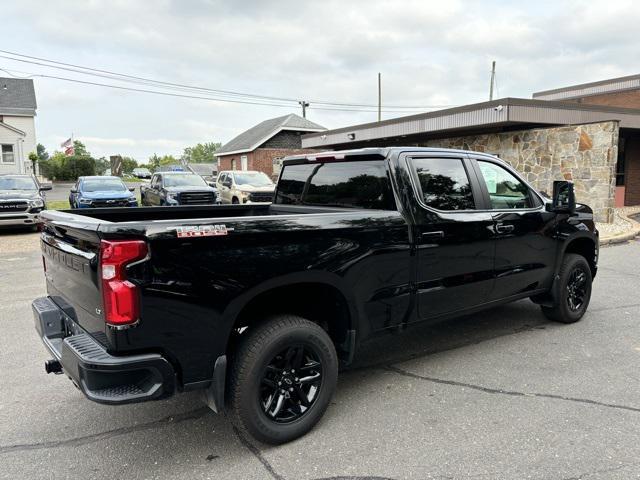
[1,230,639,480]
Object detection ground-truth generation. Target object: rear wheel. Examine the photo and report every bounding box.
[232,197,239,204]
[540,253,592,323]
[227,315,338,444]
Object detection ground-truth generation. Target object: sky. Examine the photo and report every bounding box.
[2,0,638,163]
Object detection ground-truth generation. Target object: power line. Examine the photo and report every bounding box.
[0,49,456,110]
[0,66,440,114]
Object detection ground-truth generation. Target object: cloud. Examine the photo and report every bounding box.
[3,0,639,160]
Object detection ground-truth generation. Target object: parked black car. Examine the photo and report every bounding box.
[0,174,51,228]
[33,147,597,444]
[140,171,220,206]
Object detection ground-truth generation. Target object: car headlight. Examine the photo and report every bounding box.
[29,198,44,208]
[240,190,252,197]
[166,192,178,200]
[78,197,92,204]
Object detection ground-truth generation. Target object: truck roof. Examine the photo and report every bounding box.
[281,147,503,165]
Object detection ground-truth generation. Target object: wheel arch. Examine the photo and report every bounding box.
[561,234,598,277]
[222,272,359,364]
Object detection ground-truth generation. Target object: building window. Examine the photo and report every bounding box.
[231,158,236,170]
[1,144,15,164]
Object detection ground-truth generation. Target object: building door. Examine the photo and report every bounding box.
[241,155,248,171]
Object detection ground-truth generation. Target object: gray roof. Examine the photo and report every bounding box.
[216,114,325,155]
[533,74,640,101]
[0,78,37,116]
[301,97,640,149]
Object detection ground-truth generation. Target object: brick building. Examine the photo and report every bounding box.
[302,74,640,222]
[215,114,325,178]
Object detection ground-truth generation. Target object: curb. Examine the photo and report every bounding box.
[599,210,640,246]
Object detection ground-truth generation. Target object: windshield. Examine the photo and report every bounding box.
[234,172,273,187]
[0,176,38,190]
[82,178,127,192]
[164,174,208,187]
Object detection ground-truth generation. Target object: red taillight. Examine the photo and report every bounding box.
[100,240,148,326]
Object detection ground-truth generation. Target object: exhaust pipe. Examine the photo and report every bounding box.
[45,359,63,374]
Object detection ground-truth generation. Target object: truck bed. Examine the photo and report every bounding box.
[45,203,348,223]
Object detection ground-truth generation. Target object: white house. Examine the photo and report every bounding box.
[0,78,37,175]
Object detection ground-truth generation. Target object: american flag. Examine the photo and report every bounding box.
[60,137,74,156]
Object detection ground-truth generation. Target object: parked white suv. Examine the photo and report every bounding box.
[215,170,275,204]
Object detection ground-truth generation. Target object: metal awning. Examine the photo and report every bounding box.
[301,97,640,149]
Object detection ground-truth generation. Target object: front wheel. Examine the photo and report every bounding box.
[227,315,338,444]
[540,253,592,323]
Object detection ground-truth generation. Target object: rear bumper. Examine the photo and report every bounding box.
[0,211,40,226]
[32,296,175,405]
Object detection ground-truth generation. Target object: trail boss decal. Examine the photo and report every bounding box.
[170,224,234,238]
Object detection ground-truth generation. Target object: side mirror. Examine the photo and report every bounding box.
[224,180,232,187]
[207,181,216,187]
[128,187,135,192]
[70,188,78,194]
[39,183,53,191]
[550,180,576,213]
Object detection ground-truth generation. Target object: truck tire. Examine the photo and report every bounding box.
[232,197,239,204]
[227,315,338,444]
[540,253,592,324]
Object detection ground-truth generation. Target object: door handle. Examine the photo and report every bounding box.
[495,223,515,234]
[421,231,444,240]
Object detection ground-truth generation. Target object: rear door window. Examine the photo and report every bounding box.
[409,157,475,211]
[275,161,395,210]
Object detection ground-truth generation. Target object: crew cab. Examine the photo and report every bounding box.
[140,171,220,206]
[69,176,138,209]
[0,174,51,228]
[32,148,598,444]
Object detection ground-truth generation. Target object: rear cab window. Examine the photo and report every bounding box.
[275,160,396,210]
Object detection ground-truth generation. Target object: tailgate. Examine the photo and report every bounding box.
[41,215,105,340]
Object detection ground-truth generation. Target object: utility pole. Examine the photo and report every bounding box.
[489,60,496,101]
[298,100,309,118]
[377,72,382,122]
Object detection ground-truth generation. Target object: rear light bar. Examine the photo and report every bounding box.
[100,240,148,327]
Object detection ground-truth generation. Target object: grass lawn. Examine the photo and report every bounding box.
[45,200,71,210]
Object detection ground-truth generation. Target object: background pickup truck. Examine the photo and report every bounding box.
[33,147,598,444]
[140,171,220,206]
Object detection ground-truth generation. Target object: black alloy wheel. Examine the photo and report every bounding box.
[227,315,338,444]
[566,266,588,312]
[259,345,323,423]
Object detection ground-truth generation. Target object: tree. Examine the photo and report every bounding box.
[73,140,90,157]
[121,156,138,174]
[148,153,178,172]
[36,143,49,162]
[182,142,221,163]
[28,151,38,173]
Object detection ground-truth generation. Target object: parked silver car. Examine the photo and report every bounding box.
[215,170,275,204]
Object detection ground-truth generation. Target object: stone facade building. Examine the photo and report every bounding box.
[301,75,640,223]
[216,114,325,179]
[419,121,618,222]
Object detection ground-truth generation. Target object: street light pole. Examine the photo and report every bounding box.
[298,100,310,118]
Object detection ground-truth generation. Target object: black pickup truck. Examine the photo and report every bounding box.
[33,147,598,444]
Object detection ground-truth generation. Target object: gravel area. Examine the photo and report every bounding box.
[596,206,640,239]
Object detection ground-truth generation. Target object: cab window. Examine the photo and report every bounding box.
[410,157,475,211]
[477,161,535,209]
